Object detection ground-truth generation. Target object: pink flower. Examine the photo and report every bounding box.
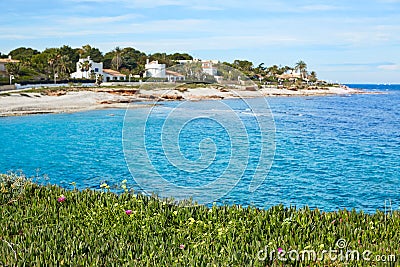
[278,247,283,253]
[57,195,66,203]
[125,210,133,215]
[179,244,185,250]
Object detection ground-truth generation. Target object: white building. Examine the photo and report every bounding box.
[70,57,126,82]
[70,57,103,79]
[175,58,201,65]
[166,70,185,82]
[202,61,218,76]
[144,60,166,78]
[103,69,127,82]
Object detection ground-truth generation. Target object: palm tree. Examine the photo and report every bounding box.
[79,44,92,57]
[111,47,123,71]
[254,63,266,75]
[79,60,92,79]
[135,64,145,77]
[267,65,279,77]
[295,60,307,79]
[57,55,72,78]
[48,53,61,78]
[308,71,317,82]
[283,65,293,74]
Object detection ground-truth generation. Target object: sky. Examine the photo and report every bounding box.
[1,0,399,83]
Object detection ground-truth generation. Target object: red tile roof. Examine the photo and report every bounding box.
[103,69,126,77]
[166,70,184,77]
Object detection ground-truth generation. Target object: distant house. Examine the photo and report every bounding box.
[70,57,103,79]
[70,57,126,82]
[0,56,20,77]
[202,61,218,76]
[276,73,301,81]
[175,58,201,65]
[144,59,185,82]
[103,69,126,81]
[166,70,185,82]
[144,59,166,78]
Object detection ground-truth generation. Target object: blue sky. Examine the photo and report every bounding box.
[1,0,400,83]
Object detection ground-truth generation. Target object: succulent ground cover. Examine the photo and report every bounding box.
[1,173,399,266]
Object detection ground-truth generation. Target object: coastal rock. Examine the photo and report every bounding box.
[161,93,183,100]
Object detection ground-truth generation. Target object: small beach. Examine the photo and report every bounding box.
[0,85,367,117]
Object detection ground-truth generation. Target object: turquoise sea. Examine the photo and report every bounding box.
[1,84,399,212]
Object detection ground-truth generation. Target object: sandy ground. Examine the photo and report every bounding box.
[0,91,141,117]
[0,86,370,117]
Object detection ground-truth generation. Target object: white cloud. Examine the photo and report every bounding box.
[378,64,400,70]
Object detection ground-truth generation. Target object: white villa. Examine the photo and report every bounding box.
[144,58,224,82]
[70,57,126,82]
[144,60,166,78]
[144,59,185,82]
[103,69,126,81]
[70,57,102,79]
[166,70,185,82]
[201,61,218,76]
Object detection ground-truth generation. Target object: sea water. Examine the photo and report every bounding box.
[0,84,399,212]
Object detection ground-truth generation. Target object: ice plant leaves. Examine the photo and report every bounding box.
[0,173,399,266]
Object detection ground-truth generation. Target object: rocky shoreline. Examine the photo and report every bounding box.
[0,85,378,117]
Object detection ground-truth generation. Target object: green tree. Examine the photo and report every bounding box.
[111,47,123,71]
[79,44,103,62]
[149,53,176,67]
[233,60,253,72]
[79,60,92,79]
[59,45,79,72]
[255,63,266,72]
[8,47,40,63]
[30,48,59,78]
[57,55,72,78]
[267,65,279,77]
[121,47,147,71]
[31,53,48,77]
[295,60,307,79]
[135,64,145,77]
[168,53,193,61]
[308,71,317,82]
[47,51,61,77]
[5,62,22,77]
[280,65,293,74]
